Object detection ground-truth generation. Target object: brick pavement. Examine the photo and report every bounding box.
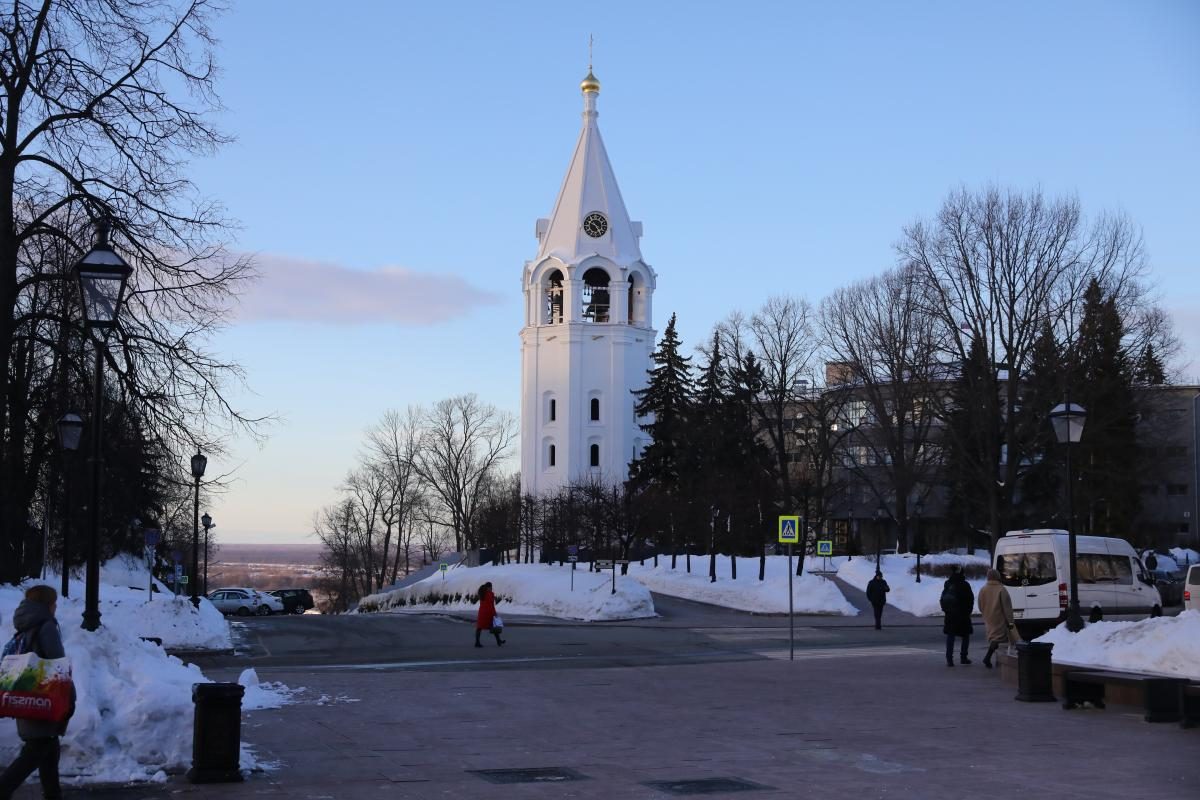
[23,642,1195,800]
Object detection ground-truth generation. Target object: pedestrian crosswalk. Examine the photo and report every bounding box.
[755,645,932,661]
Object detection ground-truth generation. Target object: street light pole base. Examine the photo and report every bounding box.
[1065,602,1086,633]
[81,610,101,631]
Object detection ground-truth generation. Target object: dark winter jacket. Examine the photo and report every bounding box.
[9,599,72,740]
[475,590,497,631]
[866,577,890,607]
[941,574,975,637]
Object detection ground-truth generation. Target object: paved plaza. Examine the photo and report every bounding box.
[17,599,1195,800]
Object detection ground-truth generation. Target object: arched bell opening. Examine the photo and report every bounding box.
[581,267,610,323]
[543,269,564,325]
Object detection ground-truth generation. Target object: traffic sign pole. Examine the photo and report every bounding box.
[788,543,794,661]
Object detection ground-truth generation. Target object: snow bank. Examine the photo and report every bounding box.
[238,668,302,710]
[838,552,991,616]
[626,555,856,615]
[1037,610,1200,680]
[0,582,210,782]
[357,562,656,621]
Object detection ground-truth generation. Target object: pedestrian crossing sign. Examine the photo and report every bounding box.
[778,515,800,544]
[817,540,833,556]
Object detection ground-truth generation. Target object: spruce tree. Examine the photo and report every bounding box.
[1133,343,1166,386]
[1016,320,1064,527]
[628,314,694,556]
[1073,279,1139,535]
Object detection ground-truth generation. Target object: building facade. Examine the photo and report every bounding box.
[519,71,657,497]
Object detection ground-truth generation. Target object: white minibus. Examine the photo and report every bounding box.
[993,529,1162,639]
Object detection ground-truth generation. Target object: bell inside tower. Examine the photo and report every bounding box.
[581,267,610,323]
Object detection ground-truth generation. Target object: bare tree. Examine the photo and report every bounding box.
[0,1,259,581]
[820,266,944,553]
[412,394,516,552]
[898,187,1163,542]
[365,407,424,587]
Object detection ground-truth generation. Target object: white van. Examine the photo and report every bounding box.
[993,529,1162,638]
[1186,565,1200,612]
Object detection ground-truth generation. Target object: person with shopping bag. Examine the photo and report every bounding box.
[0,584,76,800]
[474,582,505,648]
[977,569,1019,669]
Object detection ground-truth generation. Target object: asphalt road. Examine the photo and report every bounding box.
[191,592,943,676]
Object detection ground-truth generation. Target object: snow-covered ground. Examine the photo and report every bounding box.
[626,555,857,615]
[357,562,656,621]
[1038,610,1200,680]
[838,552,992,616]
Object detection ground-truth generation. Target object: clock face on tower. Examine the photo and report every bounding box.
[582,212,608,238]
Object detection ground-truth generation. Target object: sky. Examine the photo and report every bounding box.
[189,0,1200,544]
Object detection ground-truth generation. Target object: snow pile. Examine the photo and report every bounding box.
[358,562,655,621]
[838,552,991,616]
[238,668,302,710]
[1169,548,1199,569]
[42,556,231,651]
[626,555,856,615]
[0,582,209,782]
[1038,610,1200,680]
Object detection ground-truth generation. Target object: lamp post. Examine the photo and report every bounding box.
[201,512,213,596]
[874,504,887,571]
[1050,401,1087,632]
[190,451,207,607]
[709,506,718,583]
[914,499,925,583]
[56,413,84,598]
[73,220,133,631]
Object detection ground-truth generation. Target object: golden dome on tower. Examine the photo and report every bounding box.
[580,71,601,94]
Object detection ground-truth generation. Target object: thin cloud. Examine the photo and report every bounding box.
[235,253,502,325]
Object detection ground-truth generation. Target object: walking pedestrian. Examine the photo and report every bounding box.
[0,585,75,800]
[474,582,505,648]
[940,565,974,667]
[977,569,1018,669]
[866,571,890,630]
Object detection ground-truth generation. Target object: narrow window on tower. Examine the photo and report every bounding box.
[550,399,556,421]
[590,444,600,467]
[590,398,600,421]
[549,444,556,467]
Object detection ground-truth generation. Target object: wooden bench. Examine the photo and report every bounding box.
[1062,670,1187,723]
[1182,684,1200,729]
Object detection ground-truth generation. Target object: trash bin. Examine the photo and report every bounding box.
[187,682,245,783]
[1014,642,1055,702]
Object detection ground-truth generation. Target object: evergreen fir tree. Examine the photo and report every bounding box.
[944,336,996,543]
[1016,320,1064,527]
[1133,343,1166,386]
[1073,279,1139,535]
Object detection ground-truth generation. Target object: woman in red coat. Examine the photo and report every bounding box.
[475,582,505,647]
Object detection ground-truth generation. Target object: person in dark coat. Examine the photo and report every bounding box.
[866,571,890,630]
[941,566,974,666]
[0,584,74,800]
[474,582,505,648]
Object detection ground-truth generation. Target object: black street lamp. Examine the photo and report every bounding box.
[874,504,887,570]
[190,451,207,607]
[914,499,925,583]
[56,413,84,598]
[1050,401,1087,633]
[73,220,133,631]
[201,512,214,596]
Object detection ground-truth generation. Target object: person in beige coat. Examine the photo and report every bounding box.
[977,569,1018,669]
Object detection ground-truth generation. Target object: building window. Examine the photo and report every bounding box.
[590,398,600,421]
[550,399,556,422]
[1166,484,1189,496]
[590,444,600,467]
[549,445,556,467]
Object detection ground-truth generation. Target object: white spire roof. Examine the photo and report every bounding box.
[536,75,643,266]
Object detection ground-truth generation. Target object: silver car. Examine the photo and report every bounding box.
[208,588,281,616]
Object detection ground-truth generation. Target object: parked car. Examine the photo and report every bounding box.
[207,587,283,616]
[1151,569,1185,607]
[1185,565,1200,612]
[267,588,315,614]
[993,529,1163,640]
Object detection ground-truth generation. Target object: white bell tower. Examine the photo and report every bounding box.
[520,70,657,497]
